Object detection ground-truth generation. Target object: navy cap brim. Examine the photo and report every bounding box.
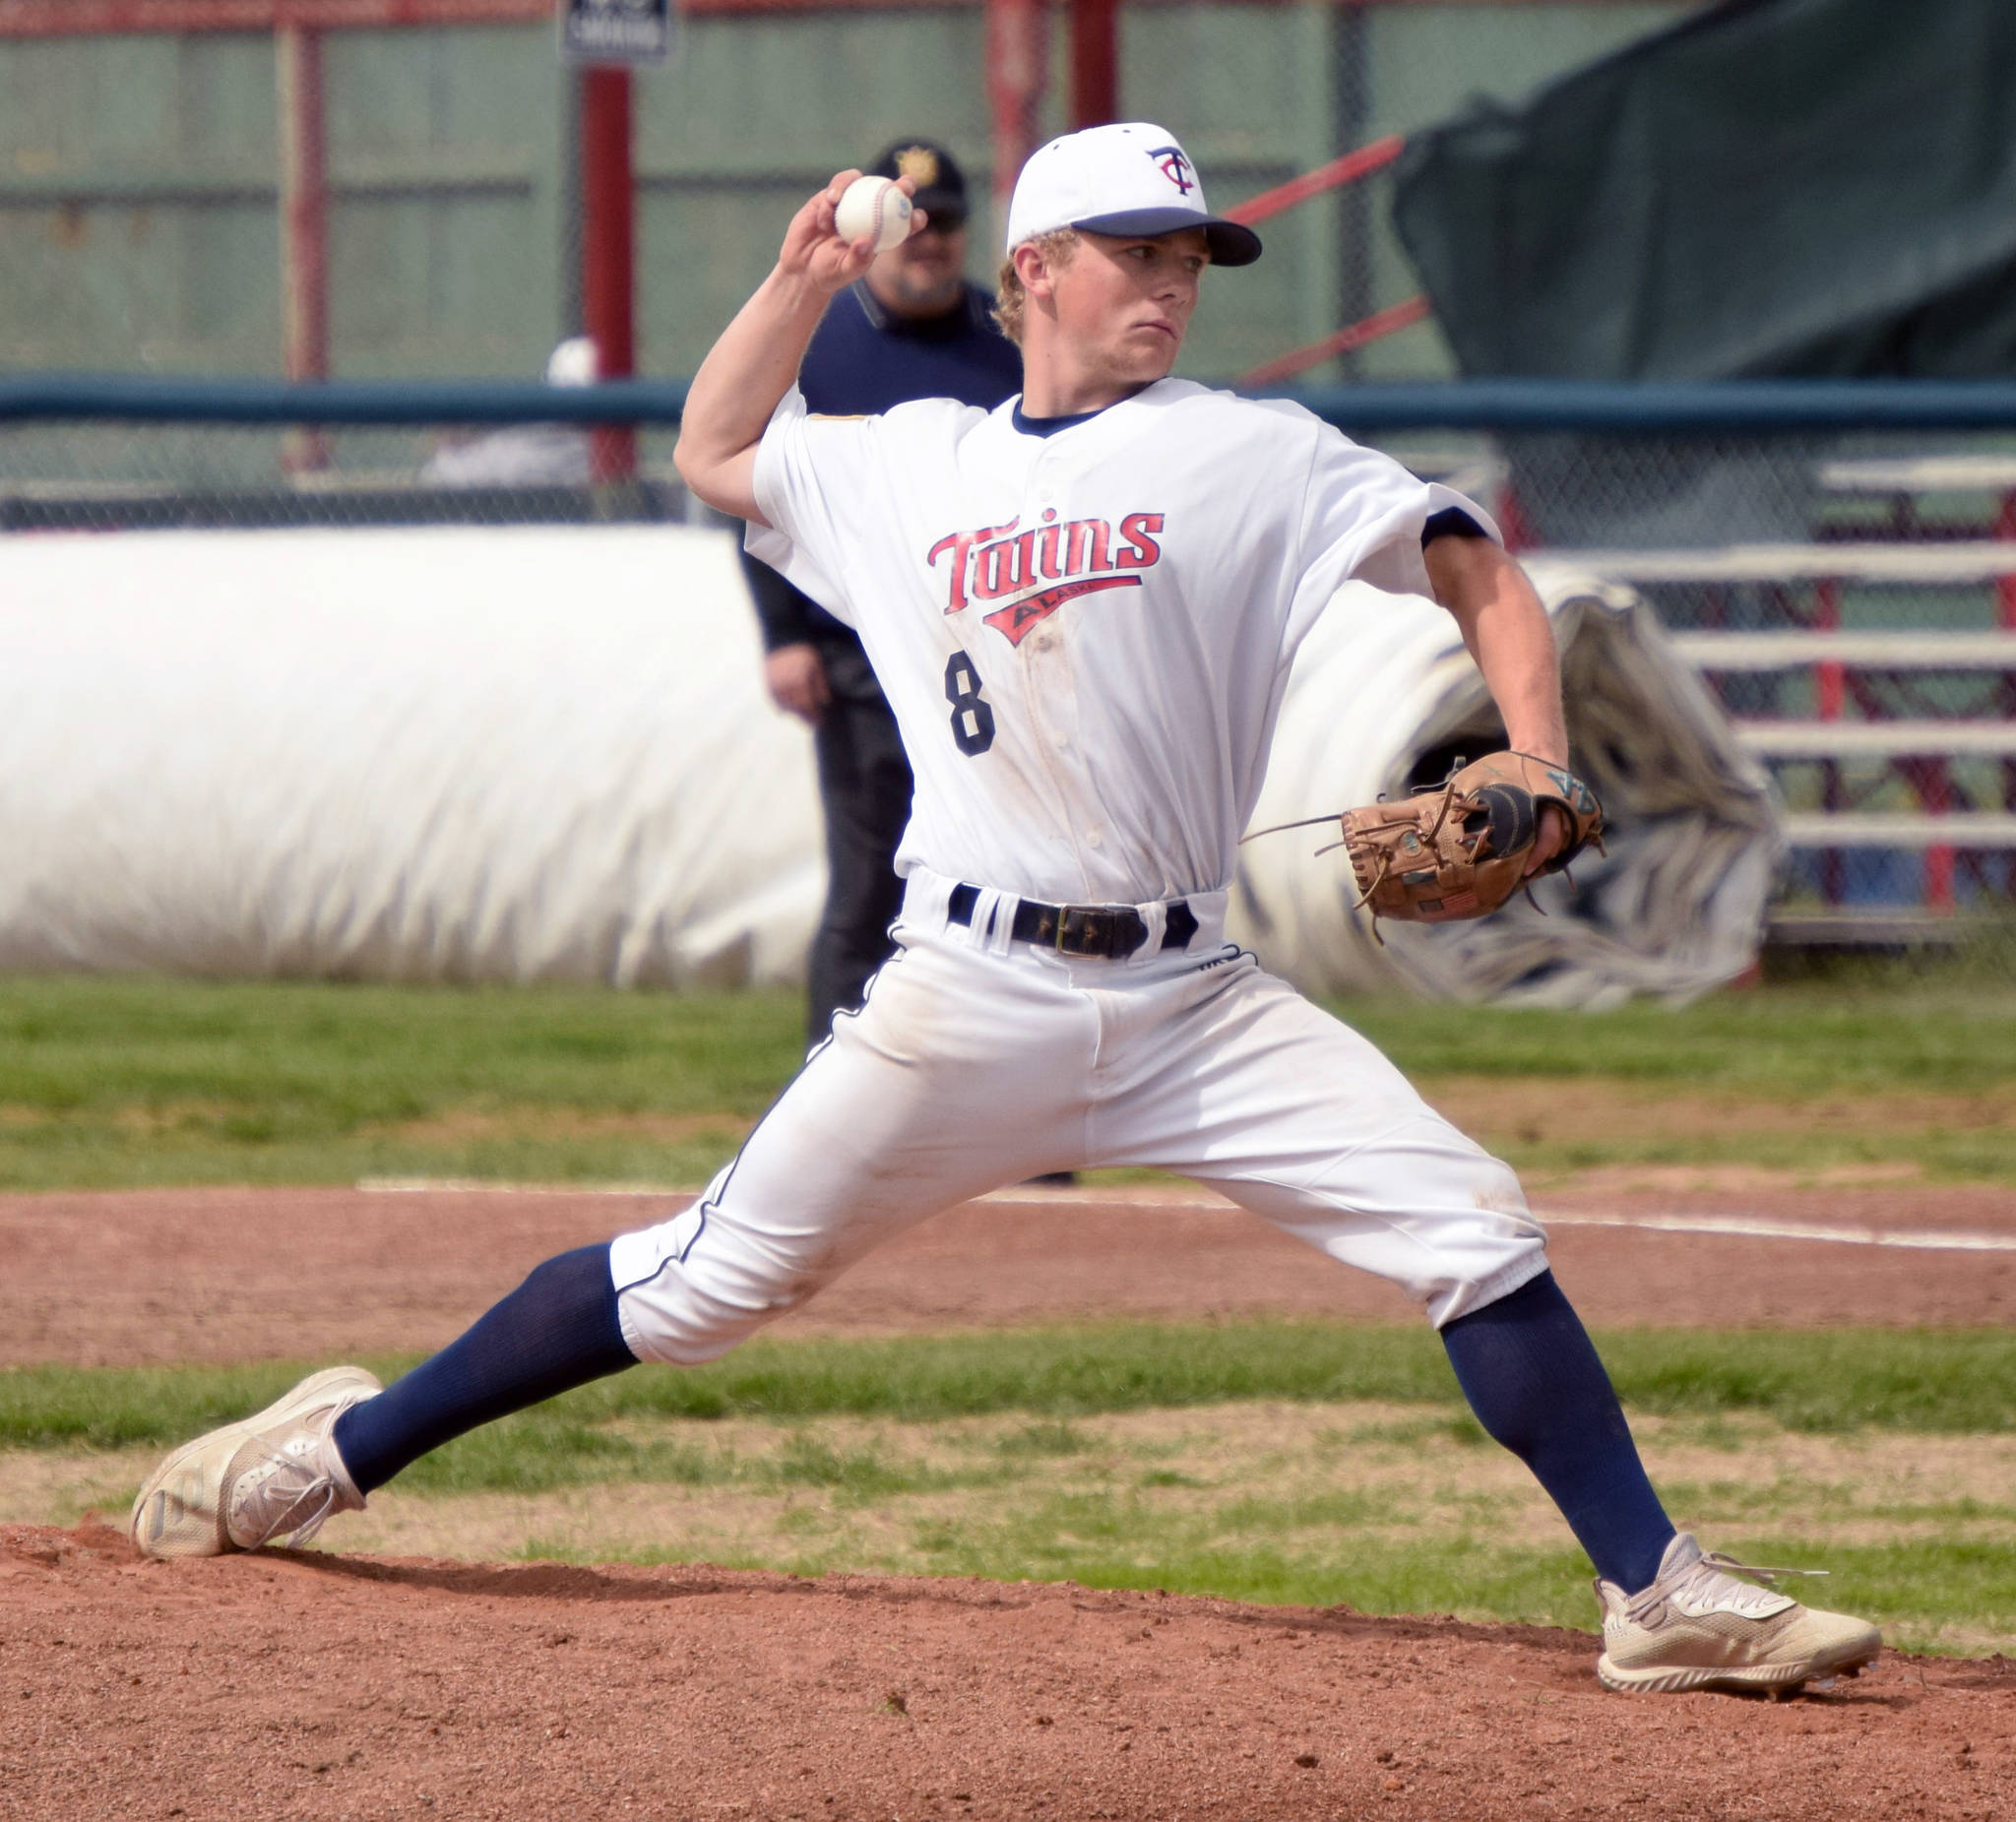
[1070,207,1262,267]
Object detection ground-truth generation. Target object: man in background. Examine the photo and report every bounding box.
[741,139,1023,1048]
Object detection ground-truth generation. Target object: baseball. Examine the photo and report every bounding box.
[833,174,914,254]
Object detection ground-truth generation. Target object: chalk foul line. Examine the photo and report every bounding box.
[355,1177,2016,1253]
[1533,1209,2016,1253]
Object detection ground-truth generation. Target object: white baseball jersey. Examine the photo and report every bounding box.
[608,376,1545,1366]
[747,377,1498,906]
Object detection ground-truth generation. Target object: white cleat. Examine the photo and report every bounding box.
[1596,1532,1881,1696]
[129,1365,381,1560]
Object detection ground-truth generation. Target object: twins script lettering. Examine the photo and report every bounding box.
[925,511,1166,647]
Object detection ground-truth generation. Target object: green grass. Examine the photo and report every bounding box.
[17,1334,2015,1653]
[536,1478,2009,1648]
[0,971,2012,1188]
[31,1403,2016,1651]
[11,970,2010,1649]
[890,1519,1600,1625]
[0,975,799,1110]
[8,1322,2013,1459]
[879,1518,2016,1646]
[0,974,804,1188]
[1337,980,2016,1096]
[1511,1126,2016,1183]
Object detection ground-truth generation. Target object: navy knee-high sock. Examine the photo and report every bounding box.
[332,1244,639,1494]
[1440,1270,1674,1594]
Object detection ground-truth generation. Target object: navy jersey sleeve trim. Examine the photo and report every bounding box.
[1421,506,1491,547]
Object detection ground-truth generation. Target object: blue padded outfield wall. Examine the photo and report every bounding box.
[0,4,1685,386]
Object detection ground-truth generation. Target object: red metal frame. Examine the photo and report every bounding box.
[0,1,550,30]
[581,63,637,480]
[1227,136,1426,385]
[276,21,330,468]
[1810,576,1846,905]
[984,0,1047,230]
[1240,295,1429,387]
[0,0,1681,30]
[277,23,328,390]
[1068,0,1116,129]
[1224,133,1404,227]
[1997,489,2016,631]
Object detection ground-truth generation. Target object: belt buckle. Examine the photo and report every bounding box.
[1056,906,1100,958]
[1056,906,1147,960]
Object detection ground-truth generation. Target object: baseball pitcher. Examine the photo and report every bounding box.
[131,124,1877,1698]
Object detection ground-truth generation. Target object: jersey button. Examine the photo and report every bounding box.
[1085,827,1104,848]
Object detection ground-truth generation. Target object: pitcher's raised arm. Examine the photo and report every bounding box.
[673,170,923,523]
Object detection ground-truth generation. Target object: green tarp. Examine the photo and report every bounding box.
[1392,0,2016,380]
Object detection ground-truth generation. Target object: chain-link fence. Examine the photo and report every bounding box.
[4,379,2013,961]
[0,419,692,532]
[1327,2,1376,384]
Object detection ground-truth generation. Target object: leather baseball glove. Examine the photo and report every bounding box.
[1333,751,1604,929]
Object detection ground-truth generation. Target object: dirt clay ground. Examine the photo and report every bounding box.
[5,1180,2016,1820]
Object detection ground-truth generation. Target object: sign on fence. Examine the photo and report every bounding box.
[559,0,675,66]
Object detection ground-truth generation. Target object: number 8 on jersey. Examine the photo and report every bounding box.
[943,650,996,757]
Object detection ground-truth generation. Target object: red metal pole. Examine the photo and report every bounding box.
[1069,0,1116,130]
[1237,293,1430,387]
[985,0,1049,245]
[1225,134,1408,227]
[1996,488,2016,630]
[276,22,329,468]
[1813,575,1844,719]
[1813,574,1845,906]
[580,63,636,483]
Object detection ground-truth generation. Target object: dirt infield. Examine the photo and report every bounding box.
[7,1182,2016,1818]
[6,1520,2012,1822]
[5,1176,2016,1367]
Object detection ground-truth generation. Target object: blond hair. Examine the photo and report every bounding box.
[991,229,1079,346]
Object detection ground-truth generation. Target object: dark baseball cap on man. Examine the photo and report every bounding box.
[868,139,970,228]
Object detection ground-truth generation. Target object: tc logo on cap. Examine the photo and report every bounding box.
[1003,121,1263,267]
[1148,145,1195,196]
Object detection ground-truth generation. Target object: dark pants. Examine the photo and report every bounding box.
[807,680,914,1048]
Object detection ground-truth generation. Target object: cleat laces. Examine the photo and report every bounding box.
[1640,1545,1831,1624]
[226,1434,345,1549]
[1694,1549,1830,1590]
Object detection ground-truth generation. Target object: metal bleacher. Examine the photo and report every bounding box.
[1553,506,2016,937]
[1360,422,2016,940]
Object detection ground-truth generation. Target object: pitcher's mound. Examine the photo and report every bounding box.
[6,1522,2005,1820]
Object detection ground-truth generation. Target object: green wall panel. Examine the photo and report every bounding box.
[324,28,563,377]
[642,14,992,168]
[0,33,279,370]
[1120,0,1336,381]
[175,208,282,356]
[0,5,1696,384]
[635,10,998,376]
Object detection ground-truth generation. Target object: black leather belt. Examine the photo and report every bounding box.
[947,882,1200,960]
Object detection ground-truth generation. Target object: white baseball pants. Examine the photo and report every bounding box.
[610,868,1548,1363]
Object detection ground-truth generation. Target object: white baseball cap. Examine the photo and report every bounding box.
[1005,122,1263,267]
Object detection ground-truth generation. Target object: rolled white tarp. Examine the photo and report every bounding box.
[1228,566,1782,1007]
[0,529,1775,1004]
[0,525,823,987]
